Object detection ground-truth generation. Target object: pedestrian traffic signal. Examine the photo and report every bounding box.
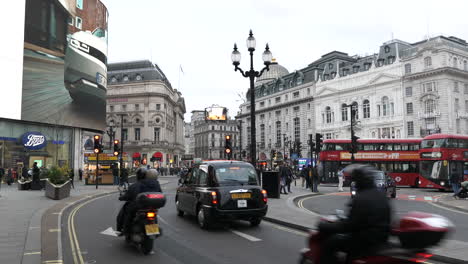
[93,135,103,154]
[315,133,323,152]
[113,139,120,156]
[351,135,360,154]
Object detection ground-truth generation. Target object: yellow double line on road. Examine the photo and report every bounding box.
[68,194,114,264]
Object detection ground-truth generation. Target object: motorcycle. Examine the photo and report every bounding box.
[118,188,166,255]
[300,210,454,264]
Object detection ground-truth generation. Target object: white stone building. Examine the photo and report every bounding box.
[237,36,468,162]
[105,60,186,168]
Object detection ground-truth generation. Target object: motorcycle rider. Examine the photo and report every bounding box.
[116,168,162,234]
[318,164,391,263]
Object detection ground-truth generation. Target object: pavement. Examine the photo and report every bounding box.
[0,176,169,264]
[262,182,468,264]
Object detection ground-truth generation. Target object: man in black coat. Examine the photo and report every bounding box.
[318,164,391,263]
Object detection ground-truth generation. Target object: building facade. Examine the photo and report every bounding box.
[192,109,240,160]
[105,60,186,168]
[237,36,468,162]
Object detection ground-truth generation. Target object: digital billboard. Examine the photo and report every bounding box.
[21,0,108,130]
[205,106,228,121]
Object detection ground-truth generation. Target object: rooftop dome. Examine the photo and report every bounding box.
[255,59,289,85]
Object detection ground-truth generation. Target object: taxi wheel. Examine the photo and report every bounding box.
[250,217,262,227]
[176,200,184,217]
[197,207,212,229]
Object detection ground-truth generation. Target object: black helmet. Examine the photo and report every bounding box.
[136,168,148,181]
[345,164,377,190]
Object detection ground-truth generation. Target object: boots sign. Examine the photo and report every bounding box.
[21,132,47,150]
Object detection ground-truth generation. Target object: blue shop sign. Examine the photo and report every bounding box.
[21,132,47,150]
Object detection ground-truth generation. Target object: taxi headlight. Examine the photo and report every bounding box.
[351,191,356,195]
[440,181,445,186]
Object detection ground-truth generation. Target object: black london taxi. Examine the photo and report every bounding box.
[175,160,268,229]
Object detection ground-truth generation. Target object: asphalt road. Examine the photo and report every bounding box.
[60,179,309,264]
[301,186,468,243]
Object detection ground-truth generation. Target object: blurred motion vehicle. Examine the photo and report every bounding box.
[64,31,108,102]
[175,160,268,229]
[300,211,454,264]
[350,170,396,198]
[419,134,468,191]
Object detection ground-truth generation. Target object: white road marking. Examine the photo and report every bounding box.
[424,197,433,201]
[100,227,118,237]
[229,229,262,242]
[429,202,468,216]
[408,196,416,200]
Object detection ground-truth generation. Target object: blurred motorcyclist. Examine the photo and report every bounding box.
[116,168,162,234]
[318,164,391,263]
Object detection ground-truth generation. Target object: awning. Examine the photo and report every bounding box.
[151,152,163,162]
[132,152,141,160]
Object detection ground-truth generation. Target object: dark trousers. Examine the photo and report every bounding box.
[452,183,460,196]
[320,234,352,264]
[117,202,137,232]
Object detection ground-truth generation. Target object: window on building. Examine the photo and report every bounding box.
[454,81,459,93]
[384,46,390,53]
[352,102,359,120]
[363,100,370,118]
[285,95,288,101]
[377,59,384,67]
[122,105,127,111]
[326,106,332,123]
[154,127,160,141]
[407,121,414,136]
[364,63,371,70]
[424,57,432,67]
[331,72,336,79]
[307,103,311,110]
[307,88,310,95]
[275,97,281,103]
[67,16,74,26]
[465,100,468,112]
[135,118,140,124]
[453,57,458,68]
[308,119,311,128]
[341,104,348,121]
[353,66,359,73]
[123,75,129,82]
[465,84,468,94]
[377,105,381,116]
[260,101,265,107]
[212,126,215,130]
[260,114,265,120]
[156,104,160,110]
[293,106,300,112]
[388,56,395,64]
[76,0,83,9]
[75,17,83,29]
[423,82,436,93]
[135,104,139,111]
[424,99,436,114]
[293,117,300,142]
[405,64,411,74]
[122,129,128,141]
[342,69,349,76]
[406,102,413,114]
[326,133,332,139]
[286,108,289,114]
[260,124,265,146]
[405,87,412,97]
[382,96,390,116]
[276,121,281,145]
[293,91,300,98]
[134,128,140,140]
[275,110,281,116]
[323,74,329,80]
[455,98,460,112]
[109,105,114,112]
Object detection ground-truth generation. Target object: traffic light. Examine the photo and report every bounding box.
[351,135,360,154]
[93,135,103,154]
[315,133,323,152]
[225,135,232,158]
[296,141,302,155]
[113,139,120,156]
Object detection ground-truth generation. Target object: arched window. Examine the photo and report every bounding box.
[363,99,370,118]
[424,99,436,114]
[295,72,304,85]
[453,57,458,68]
[372,131,376,138]
[351,101,359,120]
[382,96,390,116]
[341,104,348,121]
[326,106,332,123]
[276,79,285,91]
[424,57,432,67]
[261,85,267,96]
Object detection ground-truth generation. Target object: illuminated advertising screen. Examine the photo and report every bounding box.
[205,106,227,121]
[20,0,108,130]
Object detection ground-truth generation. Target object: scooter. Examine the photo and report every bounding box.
[119,190,166,255]
[300,211,454,264]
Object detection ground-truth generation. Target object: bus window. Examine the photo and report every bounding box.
[394,144,402,150]
[385,144,393,151]
[447,138,458,148]
[325,144,335,151]
[401,144,409,151]
[363,144,374,151]
[410,144,420,151]
[421,139,446,148]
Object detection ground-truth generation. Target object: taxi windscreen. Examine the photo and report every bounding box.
[215,165,258,186]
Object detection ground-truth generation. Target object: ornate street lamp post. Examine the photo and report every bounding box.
[106,120,116,149]
[232,30,273,167]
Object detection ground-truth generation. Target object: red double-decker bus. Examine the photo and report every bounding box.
[419,134,468,190]
[319,138,421,186]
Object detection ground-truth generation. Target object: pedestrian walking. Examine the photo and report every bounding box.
[69,168,75,189]
[337,167,344,192]
[300,165,307,188]
[112,163,119,185]
[312,165,319,192]
[455,180,468,199]
[0,167,4,183]
[6,168,13,186]
[279,164,288,195]
[450,167,461,198]
[22,166,28,181]
[78,168,83,181]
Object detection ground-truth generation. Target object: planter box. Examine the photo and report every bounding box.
[45,179,71,200]
[17,180,32,190]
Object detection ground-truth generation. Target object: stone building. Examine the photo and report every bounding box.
[105,60,186,168]
[237,36,468,162]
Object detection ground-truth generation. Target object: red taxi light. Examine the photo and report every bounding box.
[211,191,218,205]
[261,189,268,203]
[146,194,164,199]
[146,212,156,219]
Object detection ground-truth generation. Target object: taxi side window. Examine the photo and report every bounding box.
[187,168,198,185]
[198,169,207,186]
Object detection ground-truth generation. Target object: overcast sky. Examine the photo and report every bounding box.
[102,0,468,121]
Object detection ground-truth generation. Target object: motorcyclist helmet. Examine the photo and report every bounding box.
[136,168,148,181]
[146,169,159,180]
[345,164,377,190]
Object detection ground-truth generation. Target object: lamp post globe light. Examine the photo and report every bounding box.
[232,30,272,167]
